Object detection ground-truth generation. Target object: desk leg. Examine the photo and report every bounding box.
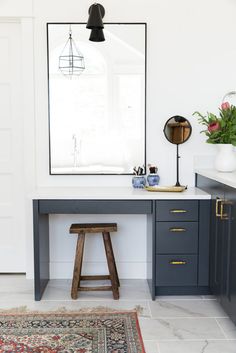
[33,200,50,301]
[147,201,156,300]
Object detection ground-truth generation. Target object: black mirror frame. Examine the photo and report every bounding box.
[163,115,192,145]
[47,22,147,175]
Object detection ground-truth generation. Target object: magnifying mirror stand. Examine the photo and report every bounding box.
[163,115,192,188]
[175,144,181,187]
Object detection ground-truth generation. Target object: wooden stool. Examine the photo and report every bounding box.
[70,223,120,300]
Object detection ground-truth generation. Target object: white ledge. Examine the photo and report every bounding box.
[31,186,210,200]
[195,168,236,189]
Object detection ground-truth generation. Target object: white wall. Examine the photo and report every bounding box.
[33,0,236,189]
[0,0,32,17]
[2,0,236,278]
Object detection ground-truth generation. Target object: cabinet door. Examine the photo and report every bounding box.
[222,186,236,324]
[196,175,224,296]
[230,189,236,324]
[206,182,224,296]
[211,194,224,297]
[197,174,236,324]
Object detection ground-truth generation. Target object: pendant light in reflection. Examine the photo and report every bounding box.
[59,25,85,77]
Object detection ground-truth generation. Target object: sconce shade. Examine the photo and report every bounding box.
[86,3,105,29]
[89,28,105,42]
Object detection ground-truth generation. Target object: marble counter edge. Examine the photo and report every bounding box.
[29,186,210,200]
[195,168,236,189]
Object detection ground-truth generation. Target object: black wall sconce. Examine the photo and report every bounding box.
[86,3,105,42]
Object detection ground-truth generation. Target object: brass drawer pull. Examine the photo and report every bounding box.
[220,200,233,220]
[216,198,223,217]
[169,260,187,265]
[170,209,187,214]
[169,227,186,232]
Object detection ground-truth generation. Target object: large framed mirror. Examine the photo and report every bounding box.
[47,23,146,175]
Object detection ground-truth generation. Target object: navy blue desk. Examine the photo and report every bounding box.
[33,199,155,300]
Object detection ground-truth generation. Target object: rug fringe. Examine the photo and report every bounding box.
[0,305,145,316]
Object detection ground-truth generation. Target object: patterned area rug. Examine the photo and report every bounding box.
[0,311,145,352]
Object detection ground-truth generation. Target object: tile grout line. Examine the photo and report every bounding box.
[147,338,233,342]
[214,318,228,340]
[143,340,160,353]
[147,316,229,320]
[146,300,153,319]
[156,340,161,353]
[144,300,152,318]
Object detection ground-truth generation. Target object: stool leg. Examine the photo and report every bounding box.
[71,232,85,300]
[106,233,120,287]
[102,232,119,300]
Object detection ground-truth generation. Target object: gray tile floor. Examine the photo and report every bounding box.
[0,275,235,353]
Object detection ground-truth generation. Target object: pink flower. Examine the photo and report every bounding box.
[208,121,220,133]
[221,102,230,110]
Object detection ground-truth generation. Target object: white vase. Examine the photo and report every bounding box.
[214,144,236,172]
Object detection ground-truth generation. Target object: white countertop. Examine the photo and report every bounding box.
[195,168,236,189]
[31,186,210,200]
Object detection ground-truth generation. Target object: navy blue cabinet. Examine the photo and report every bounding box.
[221,186,236,324]
[196,174,236,325]
[33,197,211,301]
[155,199,210,295]
[228,188,236,324]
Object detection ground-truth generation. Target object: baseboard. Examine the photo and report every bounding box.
[155,286,210,296]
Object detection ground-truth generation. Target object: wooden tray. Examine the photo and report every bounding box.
[145,185,187,192]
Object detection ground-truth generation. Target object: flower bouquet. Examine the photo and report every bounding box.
[194,102,236,145]
[194,101,236,172]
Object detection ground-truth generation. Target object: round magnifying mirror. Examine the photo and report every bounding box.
[163,116,192,187]
[164,115,192,145]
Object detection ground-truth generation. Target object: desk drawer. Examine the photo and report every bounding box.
[156,254,197,286]
[156,200,198,221]
[39,200,152,214]
[156,222,198,254]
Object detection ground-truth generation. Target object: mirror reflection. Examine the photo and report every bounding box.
[47,23,146,174]
[164,116,192,145]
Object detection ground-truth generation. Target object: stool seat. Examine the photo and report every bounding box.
[70,223,117,234]
[69,222,119,300]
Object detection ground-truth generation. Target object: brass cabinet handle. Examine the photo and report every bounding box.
[169,260,187,265]
[216,198,223,217]
[220,200,233,220]
[169,227,186,232]
[170,209,187,214]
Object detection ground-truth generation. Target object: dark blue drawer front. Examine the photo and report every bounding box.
[156,200,198,221]
[156,254,198,286]
[39,200,152,214]
[156,222,198,254]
